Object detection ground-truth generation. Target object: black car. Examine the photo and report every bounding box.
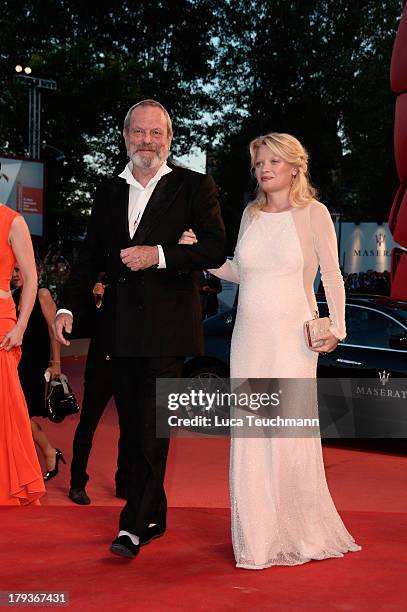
[183,295,407,437]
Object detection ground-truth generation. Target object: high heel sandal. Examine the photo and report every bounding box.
[44,449,66,481]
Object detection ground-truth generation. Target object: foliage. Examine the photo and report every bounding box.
[0,0,402,248]
[0,0,217,245]
[211,0,400,224]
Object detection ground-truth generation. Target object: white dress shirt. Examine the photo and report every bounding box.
[118,160,172,268]
[57,161,172,319]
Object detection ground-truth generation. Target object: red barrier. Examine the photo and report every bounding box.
[390,9,407,93]
[389,181,407,247]
[394,94,407,181]
[389,2,407,299]
[390,248,407,299]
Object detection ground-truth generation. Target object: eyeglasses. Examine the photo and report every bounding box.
[129,128,165,139]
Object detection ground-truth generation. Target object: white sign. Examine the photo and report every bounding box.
[335,222,398,273]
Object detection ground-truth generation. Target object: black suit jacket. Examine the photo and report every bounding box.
[60,164,227,357]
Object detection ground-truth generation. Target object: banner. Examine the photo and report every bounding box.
[0,155,45,236]
[336,222,398,273]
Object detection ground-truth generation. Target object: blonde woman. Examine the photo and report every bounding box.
[180,133,361,569]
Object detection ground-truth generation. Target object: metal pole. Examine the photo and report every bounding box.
[28,85,33,156]
[15,74,57,159]
[32,85,37,158]
[34,87,41,159]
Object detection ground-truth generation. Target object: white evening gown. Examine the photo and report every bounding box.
[211,201,361,569]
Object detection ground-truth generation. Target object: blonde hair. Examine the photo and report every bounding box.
[248,132,317,213]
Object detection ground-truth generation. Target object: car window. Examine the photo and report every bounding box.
[344,306,405,348]
[391,305,407,326]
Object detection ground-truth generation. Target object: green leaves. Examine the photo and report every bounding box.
[0,1,218,242]
[211,0,400,224]
[0,0,401,245]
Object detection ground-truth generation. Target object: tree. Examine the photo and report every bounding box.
[0,0,218,245]
[0,1,401,250]
[211,0,400,239]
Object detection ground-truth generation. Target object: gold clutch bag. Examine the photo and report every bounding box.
[304,314,331,350]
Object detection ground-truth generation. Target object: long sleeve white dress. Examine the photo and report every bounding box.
[210,201,361,569]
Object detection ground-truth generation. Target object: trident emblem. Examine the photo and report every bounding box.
[375,233,385,246]
[378,370,390,386]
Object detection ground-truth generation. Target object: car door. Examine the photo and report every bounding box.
[344,305,407,436]
[317,302,407,378]
[317,301,407,437]
[339,304,406,378]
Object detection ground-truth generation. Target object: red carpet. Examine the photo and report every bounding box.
[1,507,406,611]
[1,354,406,610]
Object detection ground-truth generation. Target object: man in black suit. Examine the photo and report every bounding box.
[54,99,226,559]
[68,279,127,506]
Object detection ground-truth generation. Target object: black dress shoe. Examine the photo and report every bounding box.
[110,536,140,559]
[140,524,166,546]
[68,487,91,505]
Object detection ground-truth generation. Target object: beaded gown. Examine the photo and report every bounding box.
[211,201,361,569]
[0,205,45,505]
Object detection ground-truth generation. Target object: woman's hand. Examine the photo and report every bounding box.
[0,322,26,351]
[313,331,339,354]
[178,228,197,245]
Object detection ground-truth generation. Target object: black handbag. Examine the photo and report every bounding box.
[46,374,80,423]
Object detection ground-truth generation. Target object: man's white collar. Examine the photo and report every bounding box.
[118,161,172,189]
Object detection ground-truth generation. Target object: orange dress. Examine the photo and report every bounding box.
[0,204,45,505]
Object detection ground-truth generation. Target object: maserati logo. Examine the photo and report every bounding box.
[379,370,390,386]
[375,233,385,246]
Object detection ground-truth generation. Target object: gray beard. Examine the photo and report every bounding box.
[129,149,168,170]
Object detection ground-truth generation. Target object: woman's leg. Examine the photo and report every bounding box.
[30,419,56,471]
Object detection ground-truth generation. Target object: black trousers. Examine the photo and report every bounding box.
[112,356,184,536]
[70,339,127,490]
